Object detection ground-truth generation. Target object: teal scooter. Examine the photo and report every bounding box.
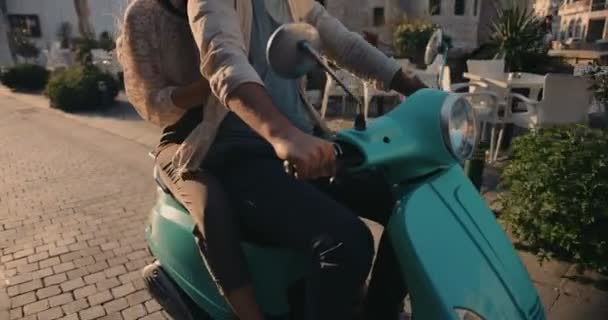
[143,24,545,320]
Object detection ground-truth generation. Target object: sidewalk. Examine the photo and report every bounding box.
[1,87,607,319]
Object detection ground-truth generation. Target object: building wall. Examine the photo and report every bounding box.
[558,0,608,41]
[325,0,485,52]
[0,17,13,66]
[5,0,127,49]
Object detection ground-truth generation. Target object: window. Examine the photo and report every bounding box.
[455,0,466,15]
[373,7,385,26]
[7,14,41,37]
[430,0,441,15]
[473,0,479,15]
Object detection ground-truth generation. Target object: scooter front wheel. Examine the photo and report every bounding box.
[142,261,213,320]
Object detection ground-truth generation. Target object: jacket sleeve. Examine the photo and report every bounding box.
[116,7,183,126]
[187,0,265,107]
[304,3,403,91]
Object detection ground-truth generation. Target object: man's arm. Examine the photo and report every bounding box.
[304,2,426,96]
[187,0,335,179]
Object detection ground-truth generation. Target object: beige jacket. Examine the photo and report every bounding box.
[124,0,403,176]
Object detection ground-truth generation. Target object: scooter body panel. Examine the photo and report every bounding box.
[387,165,545,320]
[146,189,307,319]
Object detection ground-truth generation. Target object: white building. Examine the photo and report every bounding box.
[324,0,492,53]
[0,0,128,66]
[558,0,608,42]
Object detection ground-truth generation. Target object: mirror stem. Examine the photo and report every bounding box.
[298,41,366,130]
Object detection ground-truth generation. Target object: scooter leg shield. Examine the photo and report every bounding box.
[387,165,545,320]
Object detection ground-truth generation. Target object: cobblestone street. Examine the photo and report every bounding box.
[0,94,165,320]
[0,88,607,320]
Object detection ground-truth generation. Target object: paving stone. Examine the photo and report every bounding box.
[74,285,98,300]
[11,292,36,308]
[36,285,62,299]
[79,305,106,320]
[23,299,50,315]
[87,261,110,274]
[125,290,150,306]
[99,313,124,320]
[9,308,22,319]
[57,314,79,320]
[7,285,20,297]
[60,278,85,292]
[14,248,35,259]
[17,262,40,274]
[140,311,166,320]
[5,258,27,270]
[39,257,61,269]
[73,256,95,268]
[43,273,67,286]
[121,304,146,320]
[53,262,75,274]
[28,252,50,263]
[97,277,121,291]
[7,273,33,286]
[144,300,161,314]
[88,290,113,306]
[107,257,129,267]
[48,293,74,308]
[19,279,43,294]
[105,265,127,279]
[62,299,89,315]
[66,267,88,280]
[111,283,136,299]
[35,306,64,320]
[103,298,128,314]
[48,246,69,257]
[32,268,54,280]
[84,271,107,285]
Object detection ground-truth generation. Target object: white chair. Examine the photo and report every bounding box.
[320,69,364,119]
[510,74,593,129]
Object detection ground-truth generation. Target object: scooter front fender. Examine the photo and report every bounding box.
[387,165,545,320]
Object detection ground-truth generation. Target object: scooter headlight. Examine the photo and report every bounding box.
[454,308,485,320]
[440,94,477,161]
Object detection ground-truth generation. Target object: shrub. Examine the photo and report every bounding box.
[1,64,49,91]
[490,3,545,72]
[500,125,608,271]
[393,20,437,67]
[98,31,116,52]
[46,65,119,112]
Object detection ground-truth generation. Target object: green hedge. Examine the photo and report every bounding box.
[46,65,118,112]
[1,64,49,91]
[500,125,608,271]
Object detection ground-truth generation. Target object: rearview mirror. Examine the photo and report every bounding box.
[266,23,322,79]
[424,29,444,66]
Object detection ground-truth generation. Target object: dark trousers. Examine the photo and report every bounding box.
[207,149,407,320]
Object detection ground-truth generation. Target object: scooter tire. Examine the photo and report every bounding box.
[142,261,212,320]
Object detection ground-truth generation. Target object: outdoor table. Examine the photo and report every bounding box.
[463,72,545,100]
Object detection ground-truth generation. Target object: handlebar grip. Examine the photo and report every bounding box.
[283,143,343,177]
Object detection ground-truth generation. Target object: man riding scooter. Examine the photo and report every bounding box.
[182,0,427,318]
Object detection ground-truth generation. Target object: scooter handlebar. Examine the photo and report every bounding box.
[283,142,364,178]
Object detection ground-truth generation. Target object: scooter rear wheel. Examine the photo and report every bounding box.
[142,261,212,320]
